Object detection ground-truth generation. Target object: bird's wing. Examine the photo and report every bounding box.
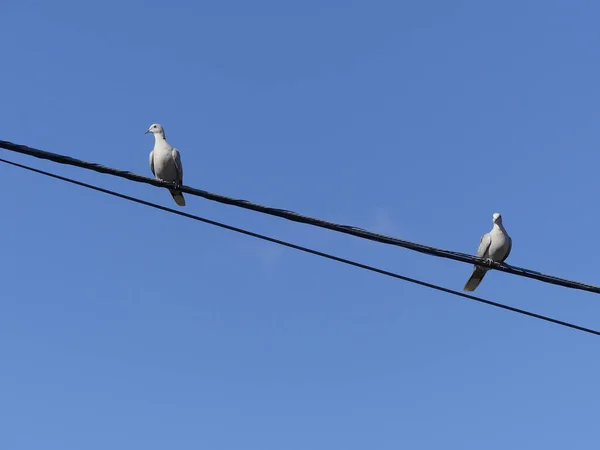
[502,235,512,262]
[475,233,492,259]
[149,150,155,176]
[171,148,183,183]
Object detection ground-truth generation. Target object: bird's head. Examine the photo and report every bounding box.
[492,212,503,225]
[145,123,165,137]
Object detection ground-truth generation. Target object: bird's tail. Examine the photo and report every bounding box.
[463,266,488,292]
[169,189,186,207]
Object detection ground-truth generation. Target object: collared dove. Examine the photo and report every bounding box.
[145,123,185,206]
[463,213,512,292]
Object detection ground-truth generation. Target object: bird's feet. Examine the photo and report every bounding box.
[485,258,495,268]
[172,182,181,190]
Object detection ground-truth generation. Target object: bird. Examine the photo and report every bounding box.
[463,213,512,292]
[145,123,185,207]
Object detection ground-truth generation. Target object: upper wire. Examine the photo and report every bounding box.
[1,138,598,294]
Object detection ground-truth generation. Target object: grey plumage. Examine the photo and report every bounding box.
[146,123,185,206]
[463,213,512,292]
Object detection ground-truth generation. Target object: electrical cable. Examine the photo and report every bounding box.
[1,139,598,294]
[0,156,597,336]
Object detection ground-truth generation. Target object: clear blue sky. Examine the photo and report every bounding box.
[1,1,599,448]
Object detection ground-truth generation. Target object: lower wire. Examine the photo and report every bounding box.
[0,157,597,336]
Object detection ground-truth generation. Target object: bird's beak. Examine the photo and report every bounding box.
[144,130,150,134]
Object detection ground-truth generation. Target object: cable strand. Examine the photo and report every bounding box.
[1,139,598,294]
[0,156,597,336]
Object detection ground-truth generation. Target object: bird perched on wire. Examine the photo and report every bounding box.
[463,213,512,292]
[145,123,185,206]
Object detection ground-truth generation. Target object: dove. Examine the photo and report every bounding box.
[145,123,185,207]
[463,213,512,292]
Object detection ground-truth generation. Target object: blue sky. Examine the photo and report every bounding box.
[1,0,599,448]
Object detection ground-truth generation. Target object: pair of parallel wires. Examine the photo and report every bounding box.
[0,139,598,336]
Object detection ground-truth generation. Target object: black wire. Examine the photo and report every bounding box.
[1,139,598,295]
[0,156,597,337]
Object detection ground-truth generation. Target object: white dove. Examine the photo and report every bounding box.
[145,123,185,207]
[463,213,512,292]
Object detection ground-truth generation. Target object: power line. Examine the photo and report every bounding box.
[0,155,597,337]
[1,138,598,295]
